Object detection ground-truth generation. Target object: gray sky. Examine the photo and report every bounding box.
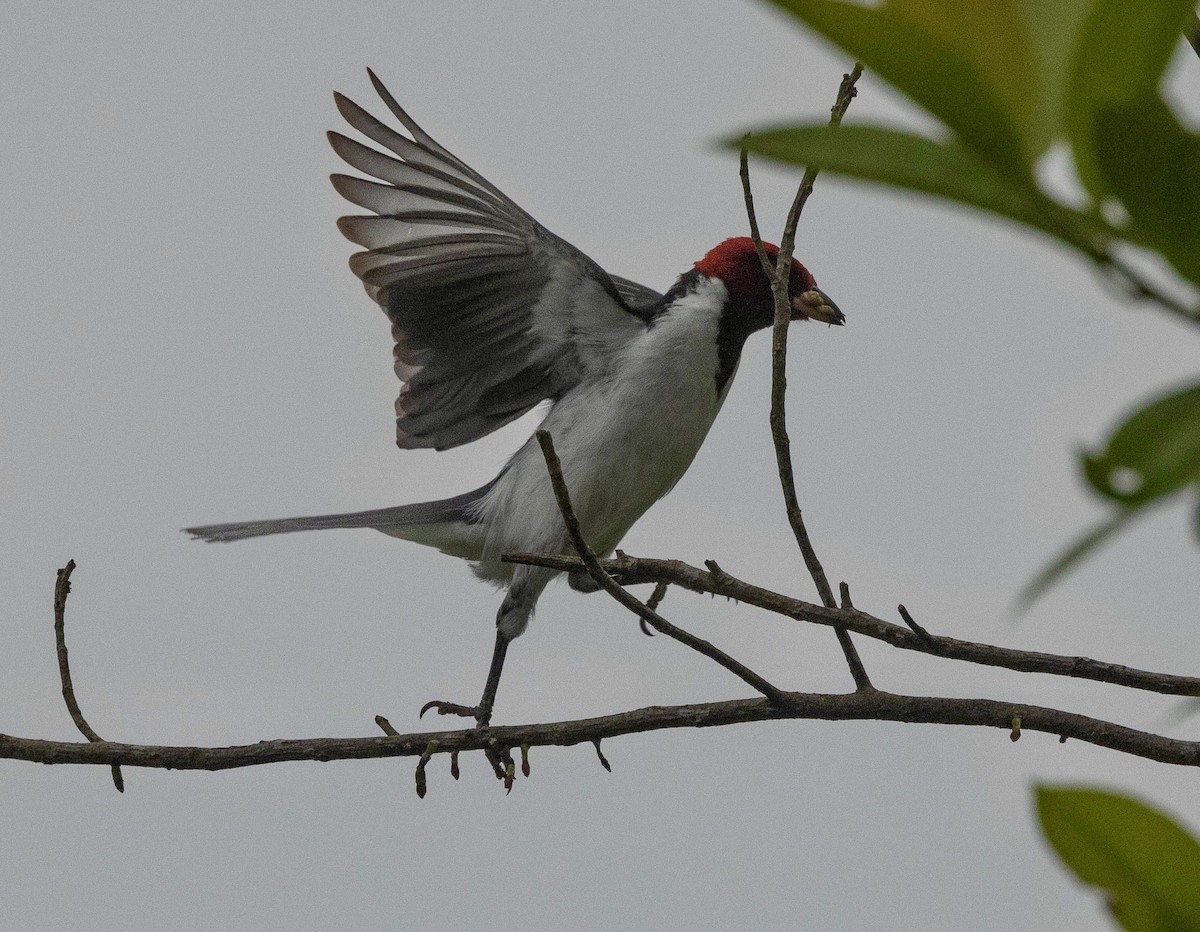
[4,3,1199,930]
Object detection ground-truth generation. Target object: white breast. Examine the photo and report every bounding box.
[472,277,733,583]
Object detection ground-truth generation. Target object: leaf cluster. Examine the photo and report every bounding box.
[737,0,1200,598]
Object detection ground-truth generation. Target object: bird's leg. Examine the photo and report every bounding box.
[474,628,510,726]
[419,627,510,726]
[567,568,602,593]
[420,572,539,727]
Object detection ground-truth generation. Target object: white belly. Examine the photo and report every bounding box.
[471,286,732,584]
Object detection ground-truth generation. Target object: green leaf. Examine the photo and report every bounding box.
[1094,97,1200,286]
[1081,382,1200,505]
[765,0,1031,175]
[1021,383,1200,606]
[1016,509,1133,610]
[1036,785,1200,931]
[1066,0,1197,199]
[883,0,1047,157]
[736,124,1105,254]
[884,0,1094,159]
[1010,0,1095,154]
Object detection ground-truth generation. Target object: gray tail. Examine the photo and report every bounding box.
[184,480,494,543]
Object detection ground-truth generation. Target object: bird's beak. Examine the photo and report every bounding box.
[791,289,845,326]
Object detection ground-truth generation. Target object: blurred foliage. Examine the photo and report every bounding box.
[736,0,1200,600]
[1037,785,1200,931]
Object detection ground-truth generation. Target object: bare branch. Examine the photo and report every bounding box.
[3,691,1197,773]
[54,560,123,792]
[10,547,1200,784]
[897,604,934,643]
[766,63,863,610]
[775,64,864,275]
[504,550,1200,698]
[836,583,873,691]
[739,143,777,279]
[593,739,613,773]
[741,64,868,687]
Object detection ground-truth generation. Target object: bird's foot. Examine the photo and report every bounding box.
[420,699,492,728]
[567,568,602,593]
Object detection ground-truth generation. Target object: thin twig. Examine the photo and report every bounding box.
[779,64,864,259]
[765,63,863,611]
[897,604,935,643]
[837,583,873,690]
[593,739,612,773]
[742,65,868,686]
[504,550,1200,698]
[54,561,123,792]
[739,144,777,279]
[534,430,786,704]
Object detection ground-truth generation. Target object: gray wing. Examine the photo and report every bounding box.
[330,70,657,451]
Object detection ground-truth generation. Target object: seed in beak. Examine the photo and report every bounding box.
[791,289,845,326]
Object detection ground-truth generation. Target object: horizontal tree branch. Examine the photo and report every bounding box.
[14,551,1200,789]
[503,551,1200,697]
[4,690,1198,775]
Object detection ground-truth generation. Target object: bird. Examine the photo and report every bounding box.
[185,70,844,726]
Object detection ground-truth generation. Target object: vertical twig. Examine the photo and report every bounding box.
[740,65,871,690]
[740,144,778,280]
[54,560,124,792]
[836,582,872,691]
[767,64,863,610]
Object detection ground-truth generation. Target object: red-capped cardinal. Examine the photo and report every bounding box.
[186,71,843,725]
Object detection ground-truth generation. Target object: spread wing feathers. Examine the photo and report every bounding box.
[330,70,655,451]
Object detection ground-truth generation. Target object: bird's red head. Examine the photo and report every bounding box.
[694,237,842,330]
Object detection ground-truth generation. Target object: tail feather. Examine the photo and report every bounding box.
[184,480,495,544]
